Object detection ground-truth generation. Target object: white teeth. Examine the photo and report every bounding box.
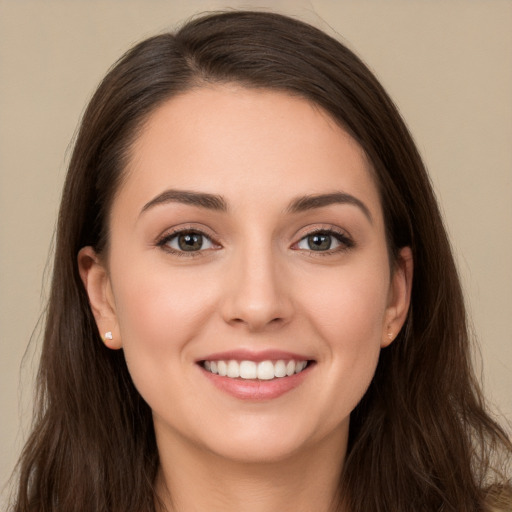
[274,360,287,378]
[295,361,307,373]
[239,360,257,379]
[203,359,309,380]
[217,360,227,377]
[257,361,275,380]
[227,360,240,378]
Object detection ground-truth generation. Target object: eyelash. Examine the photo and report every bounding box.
[156,227,354,257]
[292,228,355,255]
[156,227,219,257]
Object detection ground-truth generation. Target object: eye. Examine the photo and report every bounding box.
[159,230,216,253]
[295,230,353,252]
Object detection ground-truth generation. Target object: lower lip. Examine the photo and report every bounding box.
[200,363,313,401]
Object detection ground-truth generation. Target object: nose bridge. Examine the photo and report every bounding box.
[222,233,292,330]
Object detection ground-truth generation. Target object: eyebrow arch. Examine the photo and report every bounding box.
[286,192,373,223]
[140,189,228,216]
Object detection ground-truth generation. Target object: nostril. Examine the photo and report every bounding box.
[228,315,288,332]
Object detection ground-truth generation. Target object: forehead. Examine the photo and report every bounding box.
[117,85,382,221]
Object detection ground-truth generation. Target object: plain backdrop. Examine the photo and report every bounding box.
[1,0,511,503]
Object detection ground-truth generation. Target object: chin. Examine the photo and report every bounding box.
[206,433,310,465]
[192,412,348,466]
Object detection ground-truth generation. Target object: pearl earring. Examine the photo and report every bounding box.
[104,331,113,341]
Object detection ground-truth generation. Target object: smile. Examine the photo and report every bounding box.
[202,359,309,380]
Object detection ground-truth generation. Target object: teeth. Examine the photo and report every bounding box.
[217,360,227,377]
[296,361,307,373]
[203,359,309,380]
[239,361,257,379]
[274,360,287,378]
[227,360,240,378]
[257,361,274,380]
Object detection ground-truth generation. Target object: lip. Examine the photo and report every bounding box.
[196,349,311,363]
[197,349,315,401]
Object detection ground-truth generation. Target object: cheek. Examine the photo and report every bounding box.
[297,260,390,404]
[108,255,219,381]
[300,261,390,347]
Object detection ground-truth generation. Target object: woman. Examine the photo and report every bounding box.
[10,10,511,512]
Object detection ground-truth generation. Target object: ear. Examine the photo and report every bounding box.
[78,246,122,349]
[381,246,413,347]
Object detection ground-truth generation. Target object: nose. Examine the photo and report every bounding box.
[220,244,294,332]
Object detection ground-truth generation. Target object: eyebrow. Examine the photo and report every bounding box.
[140,188,372,223]
[140,189,228,215]
[286,192,373,223]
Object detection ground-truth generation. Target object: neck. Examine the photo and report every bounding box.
[155,430,347,512]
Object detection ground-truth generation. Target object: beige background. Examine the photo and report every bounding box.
[1,0,511,502]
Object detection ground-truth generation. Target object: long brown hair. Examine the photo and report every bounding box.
[10,10,511,512]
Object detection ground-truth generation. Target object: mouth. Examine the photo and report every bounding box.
[197,350,315,400]
[201,359,311,380]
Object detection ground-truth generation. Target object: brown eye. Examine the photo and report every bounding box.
[162,231,215,252]
[306,233,332,251]
[178,233,204,251]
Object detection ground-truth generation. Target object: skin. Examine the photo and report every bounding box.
[79,85,413,512]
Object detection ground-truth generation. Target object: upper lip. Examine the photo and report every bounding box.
[197,349,313,363]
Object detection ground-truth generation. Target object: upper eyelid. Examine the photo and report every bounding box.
[160,230,214,244]
[293,224,352,240]
[299,230,348,241]
[157,224,218,243]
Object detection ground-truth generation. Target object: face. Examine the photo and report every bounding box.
[80,86,412,464]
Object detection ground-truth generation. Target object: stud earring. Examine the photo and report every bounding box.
[387,331,393,341]
[104,331,113,341]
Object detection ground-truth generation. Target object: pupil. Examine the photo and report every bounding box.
[309,234,331,251]
[178,233,202,251]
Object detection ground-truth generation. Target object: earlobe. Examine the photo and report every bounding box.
[77,246,122,350]
[382,246,413,347]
